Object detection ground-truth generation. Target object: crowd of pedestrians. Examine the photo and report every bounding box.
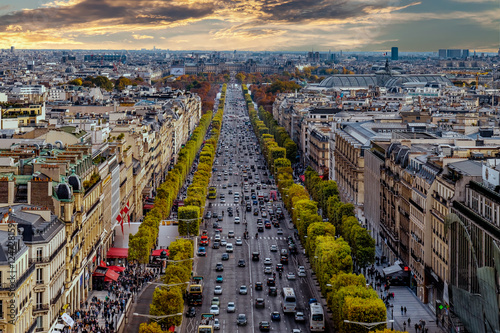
[64,266,158,333]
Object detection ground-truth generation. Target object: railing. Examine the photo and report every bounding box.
[27,319,37,333]
[33,304,49,312]
[51,290,63,305]
[0,264,35,291]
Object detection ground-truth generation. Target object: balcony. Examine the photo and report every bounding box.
[0,263,35,291]
[33,304,49,312]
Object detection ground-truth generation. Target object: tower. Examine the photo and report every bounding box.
[391,47,399,61]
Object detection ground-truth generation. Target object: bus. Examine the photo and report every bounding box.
[187,283,203,306]
[197,326,213,333]
[208,186,217,199]
[310,302,325,331]
[281,287,297,313]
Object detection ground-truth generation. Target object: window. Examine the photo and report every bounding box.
[60,205,65,220]
[36,247,43,260]
[0,300,2,319]
[36,292,43,306]
[36,316,43,329]
[36,268,43,284]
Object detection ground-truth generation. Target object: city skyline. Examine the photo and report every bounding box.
[0,0,498,52]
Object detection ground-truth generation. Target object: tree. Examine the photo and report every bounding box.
[68,78,82,86]
[235,72,246,83]
[163,264,190,285]
[284,139,298,163]
[128,232,152,265]
[306,222,335,255]
[149,287,183,328]
[139,322,165,333]
[178,206,200,236]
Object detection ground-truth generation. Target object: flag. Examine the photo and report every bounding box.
[116,213,123,234]
[124,201,131,227]
[168,326,175,332]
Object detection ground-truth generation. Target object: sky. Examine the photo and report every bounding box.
[0,0,498,52]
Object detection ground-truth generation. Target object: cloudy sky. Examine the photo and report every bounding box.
[0,0,498,51]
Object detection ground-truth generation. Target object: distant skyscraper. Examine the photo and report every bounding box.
[462,49,469,58]
[10,46,14,53]
[438,49,447,58]
[391,47,399,60]
[498,47,500,57]
[447,49,461,58]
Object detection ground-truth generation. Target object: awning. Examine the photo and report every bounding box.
[299,175,305,182]
[383,263,403,276]
[107,265,126,272]
[93,266,107,277]
[55,324,65,330]
[151,249,170,257]
[106,248,128,258]
[104,269,120,282]
[143,203,154,210]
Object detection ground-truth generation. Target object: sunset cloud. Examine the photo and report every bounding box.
[0,0,497,51]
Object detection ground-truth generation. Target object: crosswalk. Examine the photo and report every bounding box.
[214,236,288,241]
[208,203,241,207]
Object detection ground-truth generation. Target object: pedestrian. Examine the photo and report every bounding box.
[408,317,411,326]
[414,323,419,333]
[404,306,407,315]
[403,321,406,331]
[401,306,404,315]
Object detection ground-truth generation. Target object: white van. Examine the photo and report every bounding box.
[226,243,233,253]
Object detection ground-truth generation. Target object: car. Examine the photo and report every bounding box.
[267,277,276,286]
[234,217,240,224]
[210,305,220,315]
[255,282,263,290]
[255,298,265,308]
[287,272,296,280]
[295,311,306,322]
[276,264,283,272]
[239,285,248,295]
[211,297,220,306]
[213,212,218,219]
[227,302,236,313]
[264,266,272,274]
[298,267,306,277]
[259,321,270,331]
[228,231,235,238]
[216,275,223,283]
[197,247,206,256]
[221,253,229,261]
[271,311,281,321]
[213,318,220,330]
[268,286,277,296]
[261,211,268,218]
[265,221,271,229]
[212,241,220,249]
[252,252,260,261]
[186,306,196,317]
[270,244,278,252]
[214,285,223,295]
[264,258,272,265]
[220,239,227,246]
[238,259,246,267]
[235,238,243,246]
[215,262,224,271]
[226,243,233,252]
[205,211,212,219]
[292,329,302,333]
[277,228,283,235]
[237,314,247,326]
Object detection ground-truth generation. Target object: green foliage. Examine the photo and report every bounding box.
[139,322,165,333]
[178,206,200,236]
[150,287,183,328]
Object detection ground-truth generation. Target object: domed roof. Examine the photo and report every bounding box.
[319,75,378,88]
[65,66,76,73]
[55,183,72,200]
[68,174,82,192]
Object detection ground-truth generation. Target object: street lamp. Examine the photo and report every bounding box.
[147,281,190,288]
[344,319,394,332]
[133,312,183,320]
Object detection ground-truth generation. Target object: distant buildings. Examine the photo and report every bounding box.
[438,49,469,59]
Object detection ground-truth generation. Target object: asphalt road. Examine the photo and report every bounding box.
[181,82,330,333]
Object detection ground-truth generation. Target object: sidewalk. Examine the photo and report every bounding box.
[366,246,446,333]
[84,290,123,329]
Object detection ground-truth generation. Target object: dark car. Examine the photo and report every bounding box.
[259,321,270,331]
[212,241,220,249]
[215,262,224,271]
[276,264,283,272]
[267,277,275,286]
[221,253,229,261]
[238,259,246,267]
[186,307,196,317]
[246,205,252,212]
[237,314,247,326]
[255,298,265,308]
[271,311,281,321]
[213,212,218,219]
[255,282,263,290]
[268,287,277,296]
[252,252,260,261]
[253,208,259,216]
[264,221,271,229]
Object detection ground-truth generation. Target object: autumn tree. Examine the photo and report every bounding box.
[149,287,183,328]
[178,206,200,236]
[139,322,165,333]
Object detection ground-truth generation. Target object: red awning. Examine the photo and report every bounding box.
[106,248,128,259]
[299,175,305,182]
[151,249,170,257]
[107,265,126,272]
[100,260,106,267]
[104,269,120,282]
[143,203,154,210]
